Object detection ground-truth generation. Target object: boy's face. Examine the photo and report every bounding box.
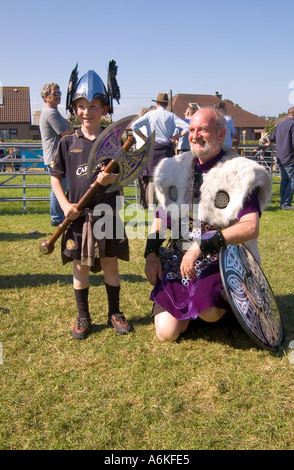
[74,98,109,129]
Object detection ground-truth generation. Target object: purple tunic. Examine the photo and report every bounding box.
[150,152,261,320]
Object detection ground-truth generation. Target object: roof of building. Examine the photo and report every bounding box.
[0,87,31,123]
[169,94,269,128]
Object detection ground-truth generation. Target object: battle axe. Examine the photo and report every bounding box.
[39,115,155,255]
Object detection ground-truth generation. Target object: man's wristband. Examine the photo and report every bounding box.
[199,229,226,256]
[144,232,165,258]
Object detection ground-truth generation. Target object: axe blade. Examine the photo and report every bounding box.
[87,115,155,192]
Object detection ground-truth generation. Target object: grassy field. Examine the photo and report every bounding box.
[0,175,293,450]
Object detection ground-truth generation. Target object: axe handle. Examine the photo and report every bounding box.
[39,135,135,254]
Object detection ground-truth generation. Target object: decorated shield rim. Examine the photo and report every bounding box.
[219,244,284,352]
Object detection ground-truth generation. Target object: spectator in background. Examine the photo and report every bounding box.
[176,105,198,154]
[0,139,6,172]
[131,93,189,207]
[214,101,238,151]
[266,107,294,210]
[132,107,150,208]
[40,83,73,226]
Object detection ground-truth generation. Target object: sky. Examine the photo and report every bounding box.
[1,0,294,122]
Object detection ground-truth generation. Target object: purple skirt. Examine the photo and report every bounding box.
[143,142,174,177]
[150,248,229,321]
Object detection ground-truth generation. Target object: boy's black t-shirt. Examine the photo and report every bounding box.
[51,129,118,210]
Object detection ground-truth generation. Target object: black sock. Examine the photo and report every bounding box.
[74,287,90,319]
[105,283,120,316]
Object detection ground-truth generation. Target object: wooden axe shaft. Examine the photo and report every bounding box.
[39,135,135,254]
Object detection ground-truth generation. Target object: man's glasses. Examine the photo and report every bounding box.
[52,91,62,96]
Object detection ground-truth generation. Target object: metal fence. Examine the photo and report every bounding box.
[0,143,49,213]
[0,142,277,214]
[238,144,277,174]
[0,142,139,213]
[238,144,279,197]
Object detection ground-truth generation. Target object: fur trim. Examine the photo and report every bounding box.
[154,152,195,210]
[199,153,272,227]
[154,151,272,228]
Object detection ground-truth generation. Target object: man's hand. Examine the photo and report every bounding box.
[145,252,163,286]
[180,243,202,280]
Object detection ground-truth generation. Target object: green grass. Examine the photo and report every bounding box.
[0,179,293,450]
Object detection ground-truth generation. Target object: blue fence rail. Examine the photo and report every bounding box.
[0,142,277,214]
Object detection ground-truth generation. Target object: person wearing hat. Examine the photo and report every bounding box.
[131,93,189,207]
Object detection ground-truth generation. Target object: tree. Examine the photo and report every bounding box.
[264,117,276,134]
[225,99,241,108]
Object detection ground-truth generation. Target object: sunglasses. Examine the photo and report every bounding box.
[52,91,62,96]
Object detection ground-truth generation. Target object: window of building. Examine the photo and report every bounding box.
[0,129,18,140]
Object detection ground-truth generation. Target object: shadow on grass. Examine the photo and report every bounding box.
[276,294,294,341]
[0,206,50,216]
[128,308,278,353]
[0,272,147,289]
[91,310,155,335]
[265,205,282,212]
[0,231,47,241]
[177,294,293,354]
[183,312,258,351]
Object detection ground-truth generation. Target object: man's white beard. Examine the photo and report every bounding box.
[191,138,219,159]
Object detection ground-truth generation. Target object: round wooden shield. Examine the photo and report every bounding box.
[219,244,284,352]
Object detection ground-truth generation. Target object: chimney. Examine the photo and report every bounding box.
[33,111,41,125]
[215,91,222,99]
